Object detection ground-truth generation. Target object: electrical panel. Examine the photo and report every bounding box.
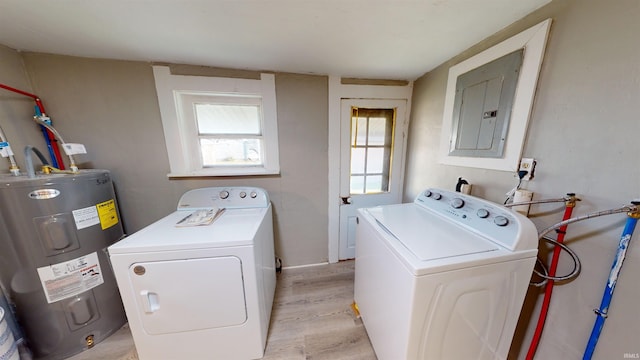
[449,49,523,158]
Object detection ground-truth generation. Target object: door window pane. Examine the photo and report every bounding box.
[366,175,383,193]
[368,117,387,146]
[351,148,366,173]
[350,176,365,194]
[366,148,384,173]
[354,117,368,146]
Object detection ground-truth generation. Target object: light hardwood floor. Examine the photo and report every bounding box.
[263,260,376,360]
[63,260,376,360]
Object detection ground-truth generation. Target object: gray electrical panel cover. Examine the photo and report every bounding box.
[449,49,524,158]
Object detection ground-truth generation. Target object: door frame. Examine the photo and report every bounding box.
[328,76,413,263]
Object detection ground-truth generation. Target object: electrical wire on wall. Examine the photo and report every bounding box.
[504,169,531,205]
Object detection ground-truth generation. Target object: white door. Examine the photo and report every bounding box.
[339,99,407,259]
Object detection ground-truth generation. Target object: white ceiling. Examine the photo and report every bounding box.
[0,0,551,80]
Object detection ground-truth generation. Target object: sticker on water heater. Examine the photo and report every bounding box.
[36,252,104,303]
[96,199,119,230]
[72,206,100,230]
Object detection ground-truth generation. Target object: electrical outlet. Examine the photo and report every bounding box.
[519,158,536,181]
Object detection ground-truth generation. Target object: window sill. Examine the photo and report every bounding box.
[167,167,280,178]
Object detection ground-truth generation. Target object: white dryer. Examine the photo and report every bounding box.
[108,187,276,360]
[354,188,538,360]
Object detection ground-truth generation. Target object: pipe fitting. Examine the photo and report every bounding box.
[564,193,580,208]
[85,334,95,348]
[9,165,20,176]
[628,202,640,219]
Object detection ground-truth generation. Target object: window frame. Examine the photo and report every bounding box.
[153,66,280,177]
[349,108,395,194]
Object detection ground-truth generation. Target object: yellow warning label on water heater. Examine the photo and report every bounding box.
[96,199,119,230]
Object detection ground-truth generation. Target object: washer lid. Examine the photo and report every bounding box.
[367,205,498,261]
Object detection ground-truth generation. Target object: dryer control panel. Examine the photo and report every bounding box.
[415,188,537,251]
[177,187,270,210]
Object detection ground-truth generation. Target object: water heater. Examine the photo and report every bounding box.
[0,170,127,359]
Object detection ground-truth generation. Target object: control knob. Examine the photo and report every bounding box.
[239,191,247,198]
[494,215,509,227]
[432,192,442,200]
[250,191,258,199]
[219,190,229,199]
[477,208,490,218]
[450,198,465,209]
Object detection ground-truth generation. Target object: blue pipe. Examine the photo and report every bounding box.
[34,106,59,168]
[583,204,639,359]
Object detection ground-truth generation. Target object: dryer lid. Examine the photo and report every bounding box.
[109,207,269,254]
[367,205,498,261]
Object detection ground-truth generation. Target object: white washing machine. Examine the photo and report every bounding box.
[108,187,276,360]
[354,188,538,360]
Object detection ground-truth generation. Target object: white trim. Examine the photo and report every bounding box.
[153,66,280,177]
[439,19,552,172]
[328,76,413,263]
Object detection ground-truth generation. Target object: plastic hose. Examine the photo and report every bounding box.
[521,203,636,359]
[532,205,634,282]
[0,125,20,175]
[34,106,60,168]
[504,197,569,208]
[583,205,639,359]
[33,117,77,172]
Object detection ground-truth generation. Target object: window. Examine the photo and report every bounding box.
[181,94,264,168]
[349,107,395,194]
[153,66,280,177]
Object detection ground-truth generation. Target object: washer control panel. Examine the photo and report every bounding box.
[177,187,269,210]
[415,188,529,250]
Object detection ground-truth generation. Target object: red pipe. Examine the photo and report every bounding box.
[0,83,38,99]
[526,195,577,359]
[0,83,65,169]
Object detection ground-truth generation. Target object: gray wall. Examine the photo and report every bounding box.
[405,0,640,358]
[0,50,329,267]
[0,46,45,157]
